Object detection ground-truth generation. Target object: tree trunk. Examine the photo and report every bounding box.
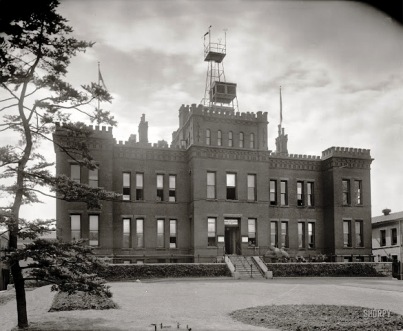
[10,261,28,328]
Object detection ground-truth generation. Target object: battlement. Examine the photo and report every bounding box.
[321,146,372,160]
[115,138,182,150]
[179,103,268,125]
[55,122,113,137]
[270,152,321,160]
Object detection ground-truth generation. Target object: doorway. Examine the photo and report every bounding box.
[225,225,240,255]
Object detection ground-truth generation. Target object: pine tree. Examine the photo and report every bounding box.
[0,0,120,327]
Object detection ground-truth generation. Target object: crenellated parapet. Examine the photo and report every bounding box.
[54,122,113,137]
[270,152,321,160]
[179,103,268,124]
[321,146,372,160]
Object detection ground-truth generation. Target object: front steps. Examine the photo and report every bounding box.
[226,255,271,279]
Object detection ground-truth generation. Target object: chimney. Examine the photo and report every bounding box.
[138,114,148,143]
[382,208,391,216]
[275,124,288,155]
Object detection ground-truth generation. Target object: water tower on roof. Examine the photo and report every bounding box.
[202,26,238,111]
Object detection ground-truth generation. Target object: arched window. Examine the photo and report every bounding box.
[239,132,244,148]
[228,131,233,147]
[250,133,255,148]
[206,129,210,145]
[217,130,222,146]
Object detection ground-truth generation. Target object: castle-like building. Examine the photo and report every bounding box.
[54,31,373,263]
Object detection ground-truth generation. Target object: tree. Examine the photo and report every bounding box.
[0,0,120,328]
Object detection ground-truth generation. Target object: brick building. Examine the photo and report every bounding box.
[54,106,373,263]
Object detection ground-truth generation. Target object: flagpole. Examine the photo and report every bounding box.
[97,62,100,110]
[279,86,282,131]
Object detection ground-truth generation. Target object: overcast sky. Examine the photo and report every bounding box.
[13,0,403,219]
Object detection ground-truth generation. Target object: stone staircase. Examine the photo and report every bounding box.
[227,255,265,279]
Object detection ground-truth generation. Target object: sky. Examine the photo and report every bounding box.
[5,0,403,220]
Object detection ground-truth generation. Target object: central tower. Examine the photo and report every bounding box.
[202,27,238,111]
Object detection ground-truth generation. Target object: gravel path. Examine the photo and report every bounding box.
[1,277,402,331]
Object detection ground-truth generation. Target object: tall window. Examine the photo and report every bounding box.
[355,220,363,247]
[308,222,315,248]
[391,228,397,245]
[217,130,222,146]
[280,180,288,206]
[307,182,314,207]
[239,132,244,148]
[88,168,98,187]
[248,219,256,246]
[89,215,99,246]
[343,220,351,247]
[136,173,144,201]
[123,172,131,200]
[298,222,305,248]
[270,180,277,205]
[226,173,237,200]
[123,218,131,248]
[354,180,362,205]
[169,175,176,202]
[206,129,211,145]
[157,219,164,248]
[136,219,144,248]
[208,218,216,246]
[71,164,80,183]
[250,133,254,148]
[297,181,304,206]
[380,230,386,246]
[281,222,289,248]
[247,174,256,201]
[170,220,177,249]
[70,215,81,241]
[270,221,278,247]
[342,180,350,205]
[207,172,216,199]
[228,131,233,147]
[157,174,164,201]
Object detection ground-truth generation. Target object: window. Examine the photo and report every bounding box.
[136,173,144,201]
[280,180,288,206]
[354,180,362,205]
[89,215,99,246]
[89,168,98,187]
[343,220,351,247]
[270,221,278,247]
[250,133,254,148]
[281,222,289,248]
[226,173,237,200]
[71,164,80,183]
[207,172,216,199]
[169,175,176,202]
[208,218,216,246]
[228,131,233,147]
[239,132,244,148]
[297,181,304,206]
[270,180,277,205]
[157,219,164,248]
[355,220,363,247]
[136,219,144,248]
[247,174,256,201]
[307,182,314,207]
[248,219,256,246]
[170,220,177,249]
[206,129,211,145]
[308,222,315,248]
[380,230,386,246]
[298,222,305,248]
[70,215,81,241]
[217,130,222,146]
[342,180,350,205]
[156,174,164,201]
[123,172,131,200]
[123,218,131,248]
[392,228,397,245]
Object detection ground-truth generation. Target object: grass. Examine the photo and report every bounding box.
[49,291,118,312]
[230,305,403,331]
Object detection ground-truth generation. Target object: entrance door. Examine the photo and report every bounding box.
[225,226,240,255]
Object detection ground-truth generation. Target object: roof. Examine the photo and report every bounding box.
[372,211,403,224]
